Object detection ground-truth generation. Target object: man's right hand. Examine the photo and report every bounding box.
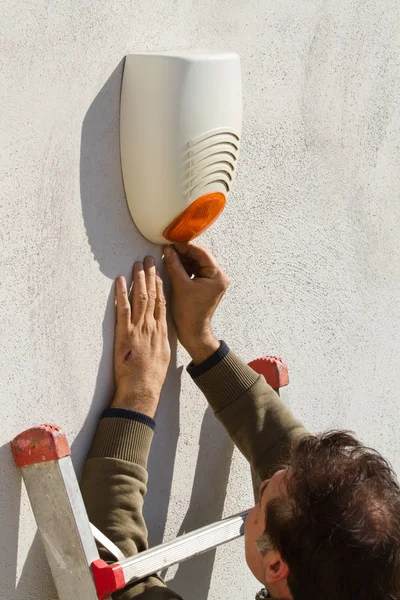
[163,243,230,364]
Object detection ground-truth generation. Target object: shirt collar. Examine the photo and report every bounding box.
[255,589,270,599]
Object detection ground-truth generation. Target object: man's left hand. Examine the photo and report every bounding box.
[112,256,171,417]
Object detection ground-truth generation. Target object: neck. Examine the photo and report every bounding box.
[266,581,293,600]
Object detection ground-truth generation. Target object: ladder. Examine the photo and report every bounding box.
[10,356,288,600]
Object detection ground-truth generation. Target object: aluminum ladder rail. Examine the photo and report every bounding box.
[10,356,288,600]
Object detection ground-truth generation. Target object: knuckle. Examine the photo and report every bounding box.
[156,321,168,336]
[145,319,156,333]
[138,292,148,303]
[215,279,227,293]
[219,272,230,288]
[147,290,157,301]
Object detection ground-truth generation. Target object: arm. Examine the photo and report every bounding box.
[163,244,309,481]
[187,344,308,480]
[81,258,182,599]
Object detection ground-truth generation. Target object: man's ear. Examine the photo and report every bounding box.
[263,550,290,584]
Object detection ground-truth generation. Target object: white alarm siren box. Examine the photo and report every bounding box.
[120,51,242,244]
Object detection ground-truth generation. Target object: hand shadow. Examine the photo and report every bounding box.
[164,408,234,600]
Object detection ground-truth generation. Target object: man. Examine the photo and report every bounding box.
[81,243,400,600]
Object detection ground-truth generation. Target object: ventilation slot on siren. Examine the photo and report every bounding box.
[182,130,240,197]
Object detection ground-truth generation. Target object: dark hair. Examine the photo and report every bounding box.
[263,431,400,600]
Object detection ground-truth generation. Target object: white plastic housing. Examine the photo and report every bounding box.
[120,51,242,244]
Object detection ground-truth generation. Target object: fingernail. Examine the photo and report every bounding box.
[163,246,172,257]
[145,256,155,267]
[117,276,125,288]
[135,261,143,270]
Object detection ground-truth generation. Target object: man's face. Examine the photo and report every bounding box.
[244,469,288,584]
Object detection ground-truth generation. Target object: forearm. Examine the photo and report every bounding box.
[187,342,310,481]
[111,387,160,419]
[181,333,220,365]
[81,411,155,559]
[163,242,308,476]
[80,411,183,599]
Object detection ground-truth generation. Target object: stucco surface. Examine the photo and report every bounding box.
[1,1,400,598]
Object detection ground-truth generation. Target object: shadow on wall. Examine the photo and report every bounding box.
[72,58,140,465]
[76,59,183,554]
[166,409,234,600]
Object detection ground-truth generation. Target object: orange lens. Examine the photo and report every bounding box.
[163,192,226,242]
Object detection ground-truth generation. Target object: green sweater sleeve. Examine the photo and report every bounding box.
[190,349,310,481]
[80,416,182,600]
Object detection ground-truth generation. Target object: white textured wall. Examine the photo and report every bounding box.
[2,1,400,598]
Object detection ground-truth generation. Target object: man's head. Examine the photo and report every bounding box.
[245,431,400,600]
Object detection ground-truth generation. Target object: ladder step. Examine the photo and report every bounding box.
[121,509,249,584]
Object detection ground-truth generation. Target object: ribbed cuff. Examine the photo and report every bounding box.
[87,417,154,468]
[102,407,156,431]
[192,350,259,413]
[187,341,230,378]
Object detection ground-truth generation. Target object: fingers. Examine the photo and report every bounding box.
[115,276,131,329]
[174,242,219,270]
[154,271,167,322]
[144,256,156,318]
[131,258,166,323]
[173,242,221,279]
[132,261,147,322]
[163,246,190,285]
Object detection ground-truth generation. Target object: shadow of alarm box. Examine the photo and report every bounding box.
[120,51,242,244]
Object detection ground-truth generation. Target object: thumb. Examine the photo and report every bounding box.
[163,246,190,285]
